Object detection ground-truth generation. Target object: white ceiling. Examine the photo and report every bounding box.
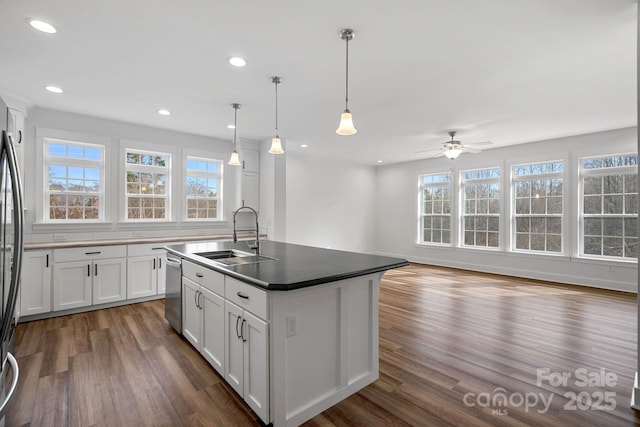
[0,0,636,165]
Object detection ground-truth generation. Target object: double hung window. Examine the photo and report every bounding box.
[185,157,223,220]
[461,167,500,248]
[419,173,452,244]
[580,154,637,259]
[45,138,105,221]
[513,161,564,253]
[125,150,170,220]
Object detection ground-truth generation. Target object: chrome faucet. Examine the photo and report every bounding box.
[233,206,260,254]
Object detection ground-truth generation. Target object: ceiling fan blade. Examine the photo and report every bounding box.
[463,146,483,154]
[465,140,493,147]
[414,148,442,154]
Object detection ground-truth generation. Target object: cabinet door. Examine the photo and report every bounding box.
[182,278,201,349]
[241,149,260,172]
[243,310,269,423]
[93,258,126,305]
[21,250,52,316]
[224,300,244,396]
[7,108,24,183]
[53,261,92,311]
[241,171,259,209]
[201,286,225,375]
[156,254,167,295]
[127,255,158,299]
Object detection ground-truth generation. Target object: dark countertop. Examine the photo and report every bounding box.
[165,240,409,291]
[24,232,265,250]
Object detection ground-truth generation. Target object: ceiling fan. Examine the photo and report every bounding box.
[415,131,493,160]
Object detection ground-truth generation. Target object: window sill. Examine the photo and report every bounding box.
[33,222,114,232]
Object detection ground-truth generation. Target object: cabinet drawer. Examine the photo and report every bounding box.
[182,260,224,296]
[128,243,179,257]
[54,245,127,262]
[225,277,267,320]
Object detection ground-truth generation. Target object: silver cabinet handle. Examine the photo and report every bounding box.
[237,292,249,300]
[235,316,242,339]
[195,273,203,278]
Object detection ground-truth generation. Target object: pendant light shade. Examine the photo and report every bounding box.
[336,29,357,136]
[269,76,285,154]
[228,103,242,166]
[269,136,284,155]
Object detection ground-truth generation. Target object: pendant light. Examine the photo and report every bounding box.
[268,76,285,154]
[336,29,357,136]
[228,103,242,166]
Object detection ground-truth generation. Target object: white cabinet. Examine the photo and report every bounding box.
[127,243,171,299]
[241,172,259,209]
[241,149,260,172]
[6,107,24,182]
[21,250,52,316]
[240,148,259,209]
[182,277,202,347]
[53,245,126,311]
[182,260,226,375]
[224,278,269,423]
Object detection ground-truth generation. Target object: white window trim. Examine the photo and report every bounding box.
[183,148,225,222]
[417,172,453,246]
[577,152,637,261]
[35,127,111,225]
[459,166,501,250]
[119,139,174,222]
[510,160,565,255]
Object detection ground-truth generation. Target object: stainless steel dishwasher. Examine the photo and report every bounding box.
[164,256,182,332]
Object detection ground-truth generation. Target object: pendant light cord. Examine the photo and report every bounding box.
[275,79,279,134]
[345,35,350,110]
[233,106,238,149]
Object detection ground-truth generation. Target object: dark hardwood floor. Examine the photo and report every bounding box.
[6,263,640,426]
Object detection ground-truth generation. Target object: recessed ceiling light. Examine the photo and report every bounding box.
[45,85,63,94]
[28,19,57,34]
[300,144,308,148]
[157,109,171,116]
[226,124,235,129]
[228,56,246,67]
[377,160,383,163]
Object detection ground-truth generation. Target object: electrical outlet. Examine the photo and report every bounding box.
[286,316,297,337]
[53,234,66,241]
[133,231,144,238]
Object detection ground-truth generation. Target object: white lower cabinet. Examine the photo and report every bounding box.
[181,260,225,355]
[53,246,127,311]
[182,277,225,375]
[224,300,269,424]
[127,244,172,298]
[20,250,52,316]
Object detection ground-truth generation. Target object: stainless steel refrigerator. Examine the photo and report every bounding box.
[0,96,24,422]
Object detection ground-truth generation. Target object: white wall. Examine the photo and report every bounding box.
[24,107,242,243]
[374,127,638,292]
[283,151,376,253]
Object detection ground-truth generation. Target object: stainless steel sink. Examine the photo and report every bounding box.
[194,250,277,266]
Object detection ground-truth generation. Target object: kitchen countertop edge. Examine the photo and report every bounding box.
[166,240,409,291]
[25,233,265,250]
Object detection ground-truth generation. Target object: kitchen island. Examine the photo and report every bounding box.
[165,240,408,427]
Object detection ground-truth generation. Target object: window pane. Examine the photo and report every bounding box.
[43,138,104,221]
